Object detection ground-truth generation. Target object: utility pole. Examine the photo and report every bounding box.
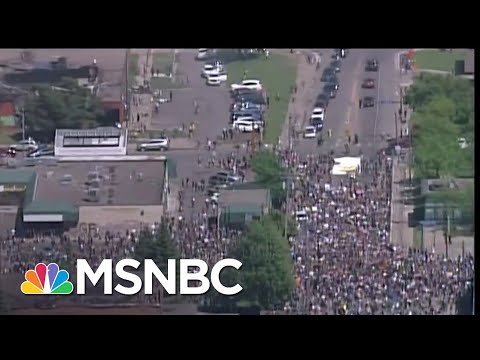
[444,210,450,258]
[305,226,310,315]
[283,178,290,238]
[22,107,26,141]
[394,111,399,145]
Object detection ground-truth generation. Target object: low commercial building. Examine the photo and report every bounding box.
[0,155,169,233]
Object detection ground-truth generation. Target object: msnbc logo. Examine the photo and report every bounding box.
[21,263,74,295]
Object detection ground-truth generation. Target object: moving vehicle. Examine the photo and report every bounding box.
[231,88,259,98]
[12,138,38,152]
[303,126,317,139]
[137,138,169,151]
[365,59,379,72]
[235,93,266,105]
[230,79,262,92]
[232,102,263,112]
[0,147,16,158]
[362,78,375,89]
[206,76,221,86]
[362,96,375,108]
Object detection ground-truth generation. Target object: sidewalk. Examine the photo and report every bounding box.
[129,49,154,132]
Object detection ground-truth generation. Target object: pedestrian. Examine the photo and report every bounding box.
[359,99,362,108]
[275,92,280,101]
[229,128,233,139]
[169,91,173,102]
[266,96,270,107]
[137,113,140,122]
[404,109,407,119]
[294,84,298,94]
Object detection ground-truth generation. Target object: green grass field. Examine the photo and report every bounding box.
[414,49,468,72]
[153,52,174,74]
[226,54,297,144]
[0,132,17,144]
[128,53,139,86]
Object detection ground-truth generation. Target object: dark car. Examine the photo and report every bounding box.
[235,94,266,105]
[323,84,338,99]
[362,78,375,89]
[321,67,335,81]
[362,96,375,108]
[365,59,379,72]
[331,60,341,73]
[322,73,339,85]
[311,118,324,131]
[316,93,330,107]
[231,88,258,98]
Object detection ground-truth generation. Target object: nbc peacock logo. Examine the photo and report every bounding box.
[21,263,74,295]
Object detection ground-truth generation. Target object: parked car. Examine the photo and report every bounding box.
[362,78,375,89]
[0,147,16,158]
[231,110,263,122]
[311,107,325,121]
[362,96,375,108]
[321,67,336,82]
[196,49,209,60]
[27,148,54,158]
[323,83,338,98]
[310,117,324,131]
[231,88,259,98]
[331,60,341,73]
[230,79,262,92]
[216,171,241,183]
[137,138,169,151]
[303,126,317,139]
[12,138,38,152]
[365,59,379,72]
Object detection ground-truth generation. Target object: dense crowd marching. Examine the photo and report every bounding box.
[0,144,474,315]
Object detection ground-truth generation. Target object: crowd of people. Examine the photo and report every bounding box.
[0,144,474,315]
[281,150,474,315]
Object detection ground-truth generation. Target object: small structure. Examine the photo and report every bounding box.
[218,185,271,229]
[331,156,362,177]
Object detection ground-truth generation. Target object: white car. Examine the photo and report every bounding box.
[230,79,262,92]
[233,119,258,132]
[196,49,209,60]
[207,71,227,85]
[12,138,38,152]
[202,63,224,78]
[458,137,468,149]
[311,107,325,121]
[137,138,169,151]
[303,126,317,139]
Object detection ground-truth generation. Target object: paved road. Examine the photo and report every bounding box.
[294,49,401,158]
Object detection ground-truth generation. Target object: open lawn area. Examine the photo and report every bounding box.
[226,54,297,144]
[153,52,174,74]
[128,53,139,86]
[0,132,17,145]
[414,49,468,72]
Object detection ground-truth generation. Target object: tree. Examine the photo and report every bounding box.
[228,216,294,310]
[270,210,298,237]
[24,77,107,141]
[134,224,179,272]
[251,151,286,208]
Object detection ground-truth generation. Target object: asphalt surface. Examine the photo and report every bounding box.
[150,51,231,142]
[295,49,401,158]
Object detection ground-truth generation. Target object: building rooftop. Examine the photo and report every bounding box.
[34,160,165,206]
[56,127,124,138]
[219,188,270,207]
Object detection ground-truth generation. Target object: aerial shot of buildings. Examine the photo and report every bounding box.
[0,48,474,315]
